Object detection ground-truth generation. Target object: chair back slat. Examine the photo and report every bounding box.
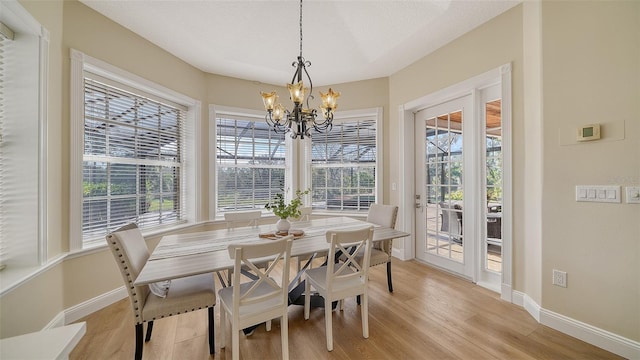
[228,237,293,308]
[325,227,374,291]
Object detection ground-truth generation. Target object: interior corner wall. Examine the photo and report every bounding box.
[521,0,543,306]
[540,1,640,341]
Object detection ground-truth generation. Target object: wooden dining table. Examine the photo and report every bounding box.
[134,216,409,287]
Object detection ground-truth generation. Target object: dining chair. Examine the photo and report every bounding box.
[303,226,374,351]
[106,223,216,360]
[363,203,399,292]
[294,206,312,222]
[219,236,294,360]
[224,210,262,229]
[223,210,265,286]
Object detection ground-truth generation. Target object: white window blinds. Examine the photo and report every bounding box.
[311,117,377,211]
[0,13,45,271]
[82,77,186,240]
[0,27,9,268]
[215,114,286,212]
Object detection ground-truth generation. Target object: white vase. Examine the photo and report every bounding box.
[276,218,291,232]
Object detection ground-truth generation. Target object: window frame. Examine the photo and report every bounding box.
[70,49,201,250]
[302,107,383,214]
[208,105,292,220]
[0,0,49,293]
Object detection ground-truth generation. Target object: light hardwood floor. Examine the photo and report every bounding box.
[70,259,622,359]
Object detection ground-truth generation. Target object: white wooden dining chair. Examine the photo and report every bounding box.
[303,226,374,351]
[106,223,216,360]
[219,236,294,360]
[224,210,262,229]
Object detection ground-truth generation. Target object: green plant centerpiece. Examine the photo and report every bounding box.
[265,188,310,232]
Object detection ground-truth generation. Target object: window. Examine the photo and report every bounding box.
[0,1,48,272]
[212,106,287,215]
[71,49,199,249]
[82,79,185,238]
[309,108,382,212]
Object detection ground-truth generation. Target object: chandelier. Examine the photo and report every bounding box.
[260,0,340,139]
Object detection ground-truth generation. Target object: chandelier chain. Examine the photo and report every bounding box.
[299,0,303,57]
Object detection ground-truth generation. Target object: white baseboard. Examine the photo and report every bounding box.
[63,286,127,325]
[512,289,639,359]
[540,308,640,359]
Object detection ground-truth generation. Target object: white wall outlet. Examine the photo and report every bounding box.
[626,186,640,204]
[552,269,567,288]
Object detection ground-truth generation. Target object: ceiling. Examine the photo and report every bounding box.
[80,0,521,87]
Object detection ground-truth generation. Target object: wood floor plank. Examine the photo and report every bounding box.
[69,259,623,360]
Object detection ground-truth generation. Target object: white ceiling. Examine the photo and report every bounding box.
[80,0,521,87]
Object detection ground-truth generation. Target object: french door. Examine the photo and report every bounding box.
[415,95,475,278]
[414,85,504,290]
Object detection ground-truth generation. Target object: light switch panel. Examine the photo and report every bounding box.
[626,187,640,204]
[576,185,620,203]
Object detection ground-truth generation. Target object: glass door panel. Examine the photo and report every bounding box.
[484,99,502,274]
[425,111,464,262]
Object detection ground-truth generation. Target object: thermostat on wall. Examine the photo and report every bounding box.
[577,123,600,141]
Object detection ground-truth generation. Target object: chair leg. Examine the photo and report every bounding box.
[208,307,215,354]
[386,261,393,292]
[361,291,369,339]
[135,323,143,360]
[325,296,333,352]
[232,325,240,360]
[281,313,289,360]
[144,321,153,342]
[220,306,226,349]
[304,279,311,320]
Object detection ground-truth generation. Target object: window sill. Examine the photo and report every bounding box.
[0,254,66,297]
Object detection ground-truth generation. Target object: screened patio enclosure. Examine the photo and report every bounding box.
[215,116,377,213]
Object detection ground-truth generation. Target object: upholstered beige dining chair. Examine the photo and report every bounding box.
[106,223,216,360]
[303,226,374,351]
[364,203,398,292]
[219,236,294,360]
[224,210,262,229]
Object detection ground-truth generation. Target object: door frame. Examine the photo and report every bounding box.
[396,64,513,301]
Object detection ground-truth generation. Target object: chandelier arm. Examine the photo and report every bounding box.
[302,61,314,111]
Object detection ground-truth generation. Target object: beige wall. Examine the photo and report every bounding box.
[540,1,639,340]
[1,0,638,348]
